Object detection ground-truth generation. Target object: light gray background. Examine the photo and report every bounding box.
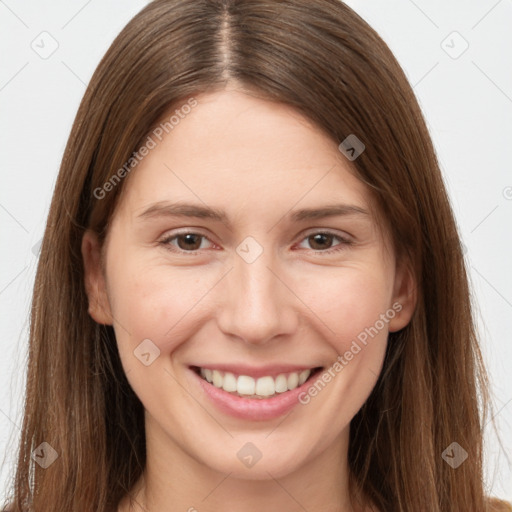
[0,0,511,502]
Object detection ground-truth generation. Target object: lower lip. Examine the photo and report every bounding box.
[190,367,322,421]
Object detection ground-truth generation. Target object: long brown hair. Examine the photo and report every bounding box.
[2,0,510,510]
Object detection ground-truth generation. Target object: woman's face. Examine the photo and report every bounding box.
[83,88,415,480]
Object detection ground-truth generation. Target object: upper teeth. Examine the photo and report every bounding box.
[199,368,312,398]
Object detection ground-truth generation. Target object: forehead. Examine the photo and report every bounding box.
[117,88,371,221]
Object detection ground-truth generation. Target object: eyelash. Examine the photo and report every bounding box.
[158,229,353,255]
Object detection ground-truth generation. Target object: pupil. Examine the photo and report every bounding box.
[179,234,200,250]
[311,233,332,250]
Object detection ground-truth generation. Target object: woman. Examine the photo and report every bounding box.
[2,0,510,510]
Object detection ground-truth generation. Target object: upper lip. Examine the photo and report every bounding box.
[190,364,322,379]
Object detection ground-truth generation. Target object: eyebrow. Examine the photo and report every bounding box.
[136,200,369,225]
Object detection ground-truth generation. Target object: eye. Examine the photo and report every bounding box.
[296,230,352,253]
[159,229,352,255]
[159,231,215,253]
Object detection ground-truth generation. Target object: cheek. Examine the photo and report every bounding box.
[294,266,394,346]
[293,267,393,402]
[290,269,393,437]
[105,255,212,357]
[104,261,213,404]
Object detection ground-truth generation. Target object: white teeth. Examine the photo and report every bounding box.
[198,367,313,398]
[222,372,238,392]
[212,370,223,388]
[298,369,310,385]
[203,368,213,382]
[255,376,275,397]
[237,375,255,395]
[287,372,299,389]
[275,374,288,393]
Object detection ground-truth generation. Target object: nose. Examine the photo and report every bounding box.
[216,247,298,346]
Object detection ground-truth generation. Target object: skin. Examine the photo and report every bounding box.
[82,86,416,512]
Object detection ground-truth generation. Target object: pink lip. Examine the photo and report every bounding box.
[190,363,318,379]
[190,366,323,421]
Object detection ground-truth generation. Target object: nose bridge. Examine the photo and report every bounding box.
[216,240,296,344]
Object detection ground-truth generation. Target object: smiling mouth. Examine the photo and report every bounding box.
[190,365,323,399]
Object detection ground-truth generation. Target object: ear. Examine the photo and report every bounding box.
[81,229,113,325]
[388,259,417,333]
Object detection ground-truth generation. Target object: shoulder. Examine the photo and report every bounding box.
[486,497,512,511]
